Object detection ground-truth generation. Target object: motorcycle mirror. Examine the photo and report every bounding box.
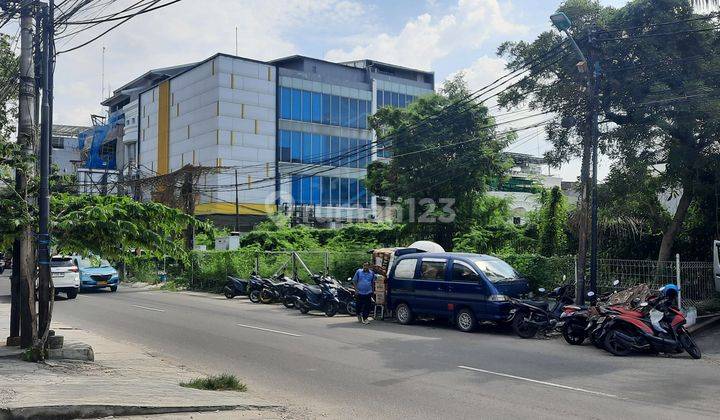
[538,288,546,293]
[612,279,620,286]
[640,302,649,307]
[587,291,595,297]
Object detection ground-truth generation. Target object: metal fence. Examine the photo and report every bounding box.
[130,250,717,310]
[591,257,716,310]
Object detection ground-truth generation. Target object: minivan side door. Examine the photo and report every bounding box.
[448,259,490,319]
[414,258,449,316]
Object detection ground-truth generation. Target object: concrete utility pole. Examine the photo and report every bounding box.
[587,29,601,300]
[17,0,38,349]
[234,168,240,232]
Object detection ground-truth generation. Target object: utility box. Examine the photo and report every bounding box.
[215,235,240,251]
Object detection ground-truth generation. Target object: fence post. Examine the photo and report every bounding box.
[291,252,297,279]
[676,253,682,310]
[325,251,329,275]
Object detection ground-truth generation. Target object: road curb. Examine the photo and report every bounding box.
[687,314,720,335]
[0,403,283,420]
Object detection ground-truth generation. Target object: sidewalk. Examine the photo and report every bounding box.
[0,302,282,419]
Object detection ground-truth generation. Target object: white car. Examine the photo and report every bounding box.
[50,256,80,299]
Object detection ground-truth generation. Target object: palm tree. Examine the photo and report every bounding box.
[692,0,720,13]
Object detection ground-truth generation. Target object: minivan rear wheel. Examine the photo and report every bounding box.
[395,303,414,325]
[456,308,476,332]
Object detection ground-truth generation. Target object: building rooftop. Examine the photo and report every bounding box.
[101,62,198,107]
[52,124,90,137]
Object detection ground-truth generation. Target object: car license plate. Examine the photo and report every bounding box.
[52,272,63,277]
[97,281,107,286]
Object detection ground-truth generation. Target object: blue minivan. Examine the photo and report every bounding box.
[387,252,530,332]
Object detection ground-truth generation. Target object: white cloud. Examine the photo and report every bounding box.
[324,0,527,70]
[52,0,368,125]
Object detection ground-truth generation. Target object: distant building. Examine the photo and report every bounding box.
[51,125,88,175]
[99,53,434,229]
[488,153,563,225]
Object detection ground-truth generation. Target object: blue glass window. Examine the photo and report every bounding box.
[359,183,367,208]
[311,177,321,205]
[340,178,350,206]
[349,98,358,128]
[280,87,291,119]
[292,176,301,203]
[311,92,322,124]
[290,89,301,121]
[358,100,367,129]
[399,93,407,108]
[312,134,324,164]
[322,177,331,206]
[301,91,311,122]
[279,130,291,162]
[331,177,340,207]
[391,92,399,107]
[349,178,358,206]
[377,91,383,108]
[302,132,312,163]
[331,95,340,126]
[324,136,332,165]
[301,177,311,204]
[322,94,331,125]
[339,137,348,167]
[330,136,339,166]
[290,131,302,163]
[340,97,349,127]
[359,140,369,168]
[349,138,358,168]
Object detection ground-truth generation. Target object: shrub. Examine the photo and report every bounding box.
[180,374,247,392]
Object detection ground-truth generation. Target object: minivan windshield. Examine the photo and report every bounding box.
[471,258,520,282]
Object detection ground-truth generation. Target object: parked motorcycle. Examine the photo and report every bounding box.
[260,274,301,304]
[223,275,250,299]
[601,287,701,359]
[294,282,340,317]
[247,275,266,303]
[558,280,624,345]
[510,283,575,338]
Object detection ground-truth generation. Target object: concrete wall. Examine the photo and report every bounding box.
[138,56,276,215]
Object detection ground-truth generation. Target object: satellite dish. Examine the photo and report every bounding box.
[408,241,445,253]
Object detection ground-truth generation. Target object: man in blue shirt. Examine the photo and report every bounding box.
[352,262,375,324]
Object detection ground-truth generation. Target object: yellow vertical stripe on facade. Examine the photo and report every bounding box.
[192,150,196,164]
[267,67,272,81]
[157,80,170,175]
[254,120,259,134]
[231,74,235,89]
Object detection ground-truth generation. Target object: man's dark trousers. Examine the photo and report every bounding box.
[357,293,373,319]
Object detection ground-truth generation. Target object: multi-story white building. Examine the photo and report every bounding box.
[102,53,434,229]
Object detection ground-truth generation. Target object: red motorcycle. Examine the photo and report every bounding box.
[601,290,701,359]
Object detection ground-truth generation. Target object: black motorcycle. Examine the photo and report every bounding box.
[223,275,250,299]
[247,275,267,303]
[294,282,340,317]
[260,275,301,305]
[511,283,575,338]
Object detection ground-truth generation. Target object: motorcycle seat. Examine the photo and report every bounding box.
[521,300,549,311]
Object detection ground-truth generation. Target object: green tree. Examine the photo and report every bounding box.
[538,186,569,256]
[498,0,720,263]
[366,74,512,249]
[51,194,209,263]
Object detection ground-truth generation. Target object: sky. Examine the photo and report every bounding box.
[3,0,634,181]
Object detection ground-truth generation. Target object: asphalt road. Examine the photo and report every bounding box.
[2,277,719,419]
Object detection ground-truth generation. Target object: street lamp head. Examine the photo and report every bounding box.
[550,12,572,32]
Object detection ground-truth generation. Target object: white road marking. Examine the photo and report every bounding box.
[236,323,302,337]
[131,304,165,312]
[457,365,618,398]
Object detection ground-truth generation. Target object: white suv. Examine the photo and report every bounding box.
[50,256,80,299]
